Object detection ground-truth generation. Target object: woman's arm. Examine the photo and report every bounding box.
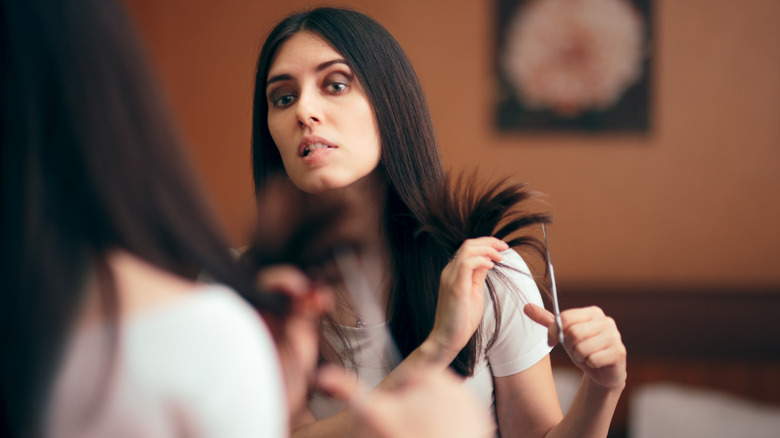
[316,365,494,438]
[292,237,509,437]
[494,355,563,437]
[290,338,476,437]
[494,305,626,438]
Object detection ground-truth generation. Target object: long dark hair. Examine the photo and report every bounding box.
[251,7,548,376]
[0,0,284,435]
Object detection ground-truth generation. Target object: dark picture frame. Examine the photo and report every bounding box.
[495,0,653,133]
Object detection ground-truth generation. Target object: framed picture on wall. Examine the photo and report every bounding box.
[495,0,652,133]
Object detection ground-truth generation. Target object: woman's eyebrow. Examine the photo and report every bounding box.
[266,73,291,89]
[266,59,350,89]
[316,59,349,72]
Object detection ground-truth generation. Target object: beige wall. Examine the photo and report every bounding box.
[125,0,780,289]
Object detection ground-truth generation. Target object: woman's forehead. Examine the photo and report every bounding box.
[268,31,344,76]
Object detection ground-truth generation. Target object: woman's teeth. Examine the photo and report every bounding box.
[302,142,328,157]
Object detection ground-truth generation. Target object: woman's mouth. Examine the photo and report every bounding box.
[301,142,332,157]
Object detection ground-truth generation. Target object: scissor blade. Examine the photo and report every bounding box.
[541,223,564,345]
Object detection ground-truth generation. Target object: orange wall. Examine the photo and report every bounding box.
[124,0,780,288]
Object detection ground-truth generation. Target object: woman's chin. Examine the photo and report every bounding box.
[295,178,349,195]
[290,169,380,195]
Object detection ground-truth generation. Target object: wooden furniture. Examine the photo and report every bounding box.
[549,285,780,438]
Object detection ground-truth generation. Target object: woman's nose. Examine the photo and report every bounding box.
[295,92,321,128]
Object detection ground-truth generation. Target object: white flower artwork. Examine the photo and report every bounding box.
[496,0,651,132]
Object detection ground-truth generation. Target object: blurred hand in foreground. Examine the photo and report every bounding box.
[317,364,495,438]
[256,265,332,416]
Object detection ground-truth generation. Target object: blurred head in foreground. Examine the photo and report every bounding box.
[1,0,284,435]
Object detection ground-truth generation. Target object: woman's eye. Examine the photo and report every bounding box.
[327,82,348,93]
[272,94,295,107]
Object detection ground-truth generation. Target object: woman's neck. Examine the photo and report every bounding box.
[75,250,196,333]
[326,170,392,327]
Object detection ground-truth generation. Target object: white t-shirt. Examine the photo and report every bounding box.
[46,285,287,438]
[309,249,552,418]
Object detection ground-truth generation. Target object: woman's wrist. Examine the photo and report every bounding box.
[379,337,456,391]
[582,374,626,400]
[417,337,459,367]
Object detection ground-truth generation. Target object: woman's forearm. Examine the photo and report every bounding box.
[544,375,624,438]
[293,339,456,438]
[377,337,458,389]
[292,409,356,438]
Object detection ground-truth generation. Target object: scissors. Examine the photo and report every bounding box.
[541,223,565,346]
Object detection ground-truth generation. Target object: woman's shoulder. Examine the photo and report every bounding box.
[49,283,286,438]
[127,284,285,423]
[125,283,270,349]
[480,249,552,377]
[490,248,538,295]
[482,247,545,323]
[498,248,532,273]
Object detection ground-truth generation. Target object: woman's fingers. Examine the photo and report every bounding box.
[523,303,563,346]
[444,237,508,294]
[316,365,365,404]
[564,316,620,358]
[523,303,558,346]
[555,306,627,388]
[430,237,510,360]
[453,256,496,277]
[523,303,554,326]
[257,264,333,317]
[452,237,508,263]
[255,265,336,414]
[560,306,605,326]
[525,303,626,386]
[585,346,627,370]
[326,367,494,438]
[256,264,311,296]
[569,328,614,364]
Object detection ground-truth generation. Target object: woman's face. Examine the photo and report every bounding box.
[266,31,381,194]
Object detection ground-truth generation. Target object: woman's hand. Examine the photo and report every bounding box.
[317,365,495,438]
[426,237,509,363]
[256,265,333,416]
[524,304,627,391]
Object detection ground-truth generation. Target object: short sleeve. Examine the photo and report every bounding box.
[483,249,552,377]
[47,285,288,438]
[126,286,289,438]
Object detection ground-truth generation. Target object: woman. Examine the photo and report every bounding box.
[0,0,293,436]
[251,7,627,438]
[0,1,493,437]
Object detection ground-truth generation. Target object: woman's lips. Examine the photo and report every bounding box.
[299,137,337,164]
[300,143,335,164]
[301,142,333,157]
